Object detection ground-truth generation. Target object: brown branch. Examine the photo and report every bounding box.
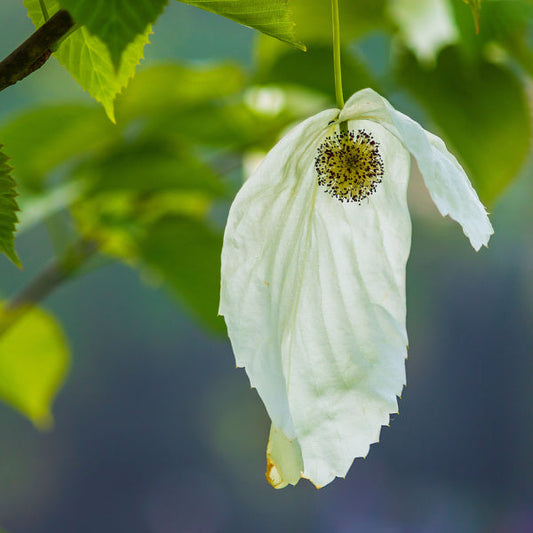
[0,239,97,337]
[0,9,75,93]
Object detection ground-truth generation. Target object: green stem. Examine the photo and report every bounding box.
[52,22,81,52]
[39,0,50,22]
[331,0,344,110]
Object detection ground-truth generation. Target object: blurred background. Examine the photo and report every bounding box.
[0,0,532,532]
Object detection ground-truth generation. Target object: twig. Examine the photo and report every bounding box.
[0,9,75,93]
[0,239,97,336]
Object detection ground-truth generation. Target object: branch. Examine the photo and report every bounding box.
[0,9,75,93]
[0,239,97,336]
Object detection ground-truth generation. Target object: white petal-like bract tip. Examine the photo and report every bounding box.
[340,89,493,250]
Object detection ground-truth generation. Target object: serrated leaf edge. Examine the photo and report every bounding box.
[0,147,21,268]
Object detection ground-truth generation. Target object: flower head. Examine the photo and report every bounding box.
[315,129,384,204]
[219,88,493,489]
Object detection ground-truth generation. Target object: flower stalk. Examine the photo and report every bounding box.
[331,0,344,111]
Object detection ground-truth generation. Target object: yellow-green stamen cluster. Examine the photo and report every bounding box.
[315,129,384,203]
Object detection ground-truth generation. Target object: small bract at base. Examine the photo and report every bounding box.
[266,425,304,489]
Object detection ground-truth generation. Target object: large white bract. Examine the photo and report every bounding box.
[219,88,493,489]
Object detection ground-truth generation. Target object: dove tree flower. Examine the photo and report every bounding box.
[219,0,492,490]
[219,87,493,490]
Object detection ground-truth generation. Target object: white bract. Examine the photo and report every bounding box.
[219,88,493,489]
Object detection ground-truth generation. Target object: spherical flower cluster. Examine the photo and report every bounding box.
[315,129,384,204]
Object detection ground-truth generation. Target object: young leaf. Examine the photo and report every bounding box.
[0,148,21,268]
[56,28,149,123]
[0,306,70,428]
[24,0,150,122]
[58,0,168,69]
[179,0,305,50]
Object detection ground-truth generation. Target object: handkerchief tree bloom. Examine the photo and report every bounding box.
[219,0,493,490]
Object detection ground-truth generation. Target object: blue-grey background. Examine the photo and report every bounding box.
[0,1,532,532]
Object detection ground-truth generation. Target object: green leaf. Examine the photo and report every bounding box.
[55,28,150,123]
[68,134,225,332]
[287,0,388,44]
[396,47,531,204]
[254,39,378,98]
[178,0,305,50]
[72,137,223,260]
[138,216,225,333]
[58,0,168,69]
[452,0,533,76]
[76,137,226,196]
[0,306,70,427]
[24,0,150,122]
[0,104,117,189]
[139,99,296,151]
[74,189,214,260]
[0,148,21,268]
[387,0,459,65]
[463,0,482,31]
[74,199,225,332]
[115,62,294,150]
[116,62,246,121]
